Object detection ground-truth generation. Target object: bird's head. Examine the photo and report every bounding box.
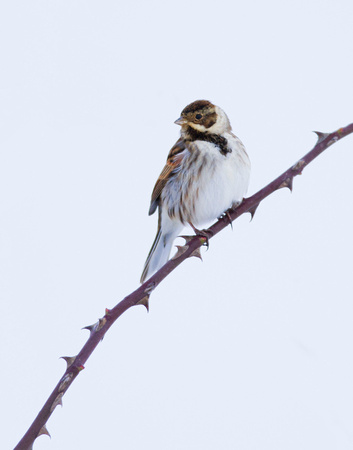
[175,100,231,134]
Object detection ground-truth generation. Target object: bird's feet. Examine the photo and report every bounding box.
[218,209,233,230]
[188,222,214,249]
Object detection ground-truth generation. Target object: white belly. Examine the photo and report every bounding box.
[162,133,250,227]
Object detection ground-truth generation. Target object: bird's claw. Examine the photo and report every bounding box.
[188,222,214,249]
[220,210,233,230]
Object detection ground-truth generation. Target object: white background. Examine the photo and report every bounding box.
[1,1,353,449]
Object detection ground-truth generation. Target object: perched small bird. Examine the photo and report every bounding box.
[140,100,251,283]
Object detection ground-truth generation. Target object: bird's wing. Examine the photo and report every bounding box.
[148,138,187,215]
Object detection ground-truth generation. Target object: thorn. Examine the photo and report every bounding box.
[190,247,202,260]
[82,317,106,334]
[313,131,329,143]
[279,177,293,192]
[60,356,77,369]
[50,393,63,413]
[248,203,259,221]
[37,425,51,438]
[178,235,194,244]
[58,373,74,393]
[137,295,150,312]
[82,322,98,334]
[292,159,306,173]
[137,283,155,311]
[172,244,189,260]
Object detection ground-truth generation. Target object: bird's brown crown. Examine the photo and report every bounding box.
[181,100,213,115]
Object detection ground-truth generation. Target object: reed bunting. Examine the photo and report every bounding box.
[140,100,251,283]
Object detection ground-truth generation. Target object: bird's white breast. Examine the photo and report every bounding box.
[162,132,250,227]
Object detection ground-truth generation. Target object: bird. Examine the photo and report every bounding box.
[140,100,251,283]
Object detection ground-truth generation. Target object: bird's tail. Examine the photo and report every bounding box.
[140,212,182,283]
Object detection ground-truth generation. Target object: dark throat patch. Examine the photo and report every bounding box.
[185,127,232,156]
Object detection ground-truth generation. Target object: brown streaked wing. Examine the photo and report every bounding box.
[148,138,186,215]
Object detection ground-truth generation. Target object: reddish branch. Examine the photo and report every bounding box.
[14,123,353,449]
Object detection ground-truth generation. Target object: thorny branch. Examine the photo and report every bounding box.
[14,123,353,449]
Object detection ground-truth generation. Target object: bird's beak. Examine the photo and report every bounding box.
[174,117,188,126]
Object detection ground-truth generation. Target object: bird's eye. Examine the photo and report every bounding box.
[195,114,202,120]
